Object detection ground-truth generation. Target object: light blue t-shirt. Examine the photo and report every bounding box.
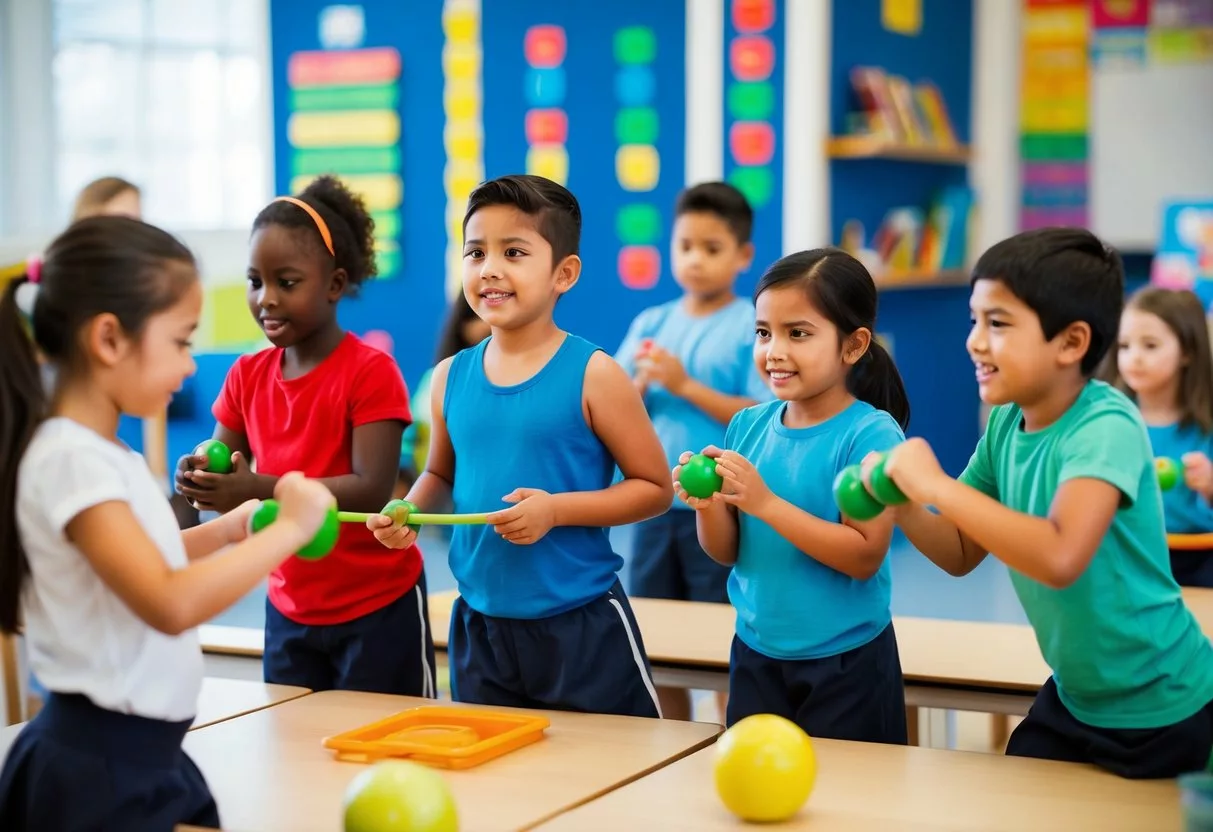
[724,399,905,660]
[615,298,770,508]
[444,334,622,619]
[1146,421,1213,534]
[960,380,1213,728]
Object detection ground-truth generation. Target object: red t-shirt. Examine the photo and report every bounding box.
[213,333,423,625]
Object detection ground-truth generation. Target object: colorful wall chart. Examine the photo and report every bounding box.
[443,0,485,298]
[480,2,686,353]
[1019,0,1090,231]
[724,0,784,280]
[615,25,663,290]
[286,46,405,278]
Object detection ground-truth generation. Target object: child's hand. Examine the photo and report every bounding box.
[673,448,723,511]
[877,438,948,506]
[179,452,261,514]
[636,344,689,396]
[221,499,261,545]
[366,511,419,550]
[174,450,211,507]
[1182,452,1213,498]
[272,473,335,541]
[714,450,775,517]
[488,488,557,545]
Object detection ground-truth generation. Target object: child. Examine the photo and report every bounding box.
[871,228,1213,778]
[614,181,769,721]
[674,248,910,744]
[397,291,490,496]
[175,175,436,697]
[71,175,142,221]
[1105,286,1213,587]
[0,216,334,830]
[369,174,672,717]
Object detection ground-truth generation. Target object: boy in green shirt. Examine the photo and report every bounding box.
[867,227,1213,778]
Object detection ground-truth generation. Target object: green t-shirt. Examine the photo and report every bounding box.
[960,380,1213,729]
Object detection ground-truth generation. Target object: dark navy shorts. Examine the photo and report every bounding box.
[264,570,437,697]
[1007,676,1213,778]
[1169,548,1213,588]
[449,579,662,718]
[726,622,908,745]
[629,510,731,603]
[0,693,219,831]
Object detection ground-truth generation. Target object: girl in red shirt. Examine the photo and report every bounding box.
[177,176,435,696]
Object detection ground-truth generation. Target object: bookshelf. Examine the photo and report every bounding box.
[826,136,971,165]
[873,268,969,290]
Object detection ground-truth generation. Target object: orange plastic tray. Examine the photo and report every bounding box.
[322,705,550,769]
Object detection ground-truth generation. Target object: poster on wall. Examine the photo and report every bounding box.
[1018,0,1090,231]
[723,0,785,283]
[479,1,686,353]
[1152,200,1213,309]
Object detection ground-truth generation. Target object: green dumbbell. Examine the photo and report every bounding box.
[832,453,907,521]
[193,438,233,475]
[678,453,724,500]
[248,499,340,560]
[1156,457,1182,491]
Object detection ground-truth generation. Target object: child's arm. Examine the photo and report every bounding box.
[885,501,989,576]
[180,499,258,560]
[639,344,757,424]
[71,473,333,635]
[882,438,1120,589]
[673,451,739,565]
[486,353,672,544]
[367,359,456,549]
[714,450,892,580]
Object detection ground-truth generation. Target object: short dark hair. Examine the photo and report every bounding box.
[253,175,378,296]
[463,174,581,265]
[971,228,1124,375]
[675,181,754,244]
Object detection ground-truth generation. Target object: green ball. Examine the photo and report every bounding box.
[194,439,233,474]
[382,499,419,528]
[343,760,458,832]
[298,506,339,560]
[248,499,280,534]
[247,499,337,560]
[868,456,907,506]
[1156,457,1182,491]
[833,465,884,521]
[679,453,723,499]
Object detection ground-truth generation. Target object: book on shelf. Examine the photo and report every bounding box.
[846,66,958,148]
[840,186,977,283]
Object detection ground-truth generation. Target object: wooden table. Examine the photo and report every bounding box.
[424,588,1213,719]
[0,678,309,764]
[537,739,1182,831]
[183,689,721,831]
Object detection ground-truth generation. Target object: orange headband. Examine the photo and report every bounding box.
[272,196,335,256]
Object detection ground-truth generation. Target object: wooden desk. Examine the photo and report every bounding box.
[183,690,720,832]
[537,740,1181,831]
[0,679,309,764]
[427,587,1213,719]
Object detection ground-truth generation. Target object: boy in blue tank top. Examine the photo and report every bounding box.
[869,228,1213,778]
[368,174,672,717]
[613,182,769,721]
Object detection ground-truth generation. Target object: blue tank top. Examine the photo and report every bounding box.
[444,334,622,618]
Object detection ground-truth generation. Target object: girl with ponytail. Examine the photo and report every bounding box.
[670,247,910,744]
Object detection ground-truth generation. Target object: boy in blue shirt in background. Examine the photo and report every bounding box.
[874,228,1213,778]
[615,182,769,720]
[370,175,672,718]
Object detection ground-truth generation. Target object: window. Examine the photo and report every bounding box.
[52,0,271,229]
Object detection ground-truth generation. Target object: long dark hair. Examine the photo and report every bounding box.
[754,248,910,429]
[0,216,197,633]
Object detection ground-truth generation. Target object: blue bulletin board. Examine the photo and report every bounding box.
[479,0,687,352]
[723,0,784,287]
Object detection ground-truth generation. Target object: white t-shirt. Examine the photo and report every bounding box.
[17,418,203,722]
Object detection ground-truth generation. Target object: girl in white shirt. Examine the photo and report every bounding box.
[0,216,334,831]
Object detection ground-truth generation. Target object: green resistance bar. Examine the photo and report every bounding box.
[337,510,491,526]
